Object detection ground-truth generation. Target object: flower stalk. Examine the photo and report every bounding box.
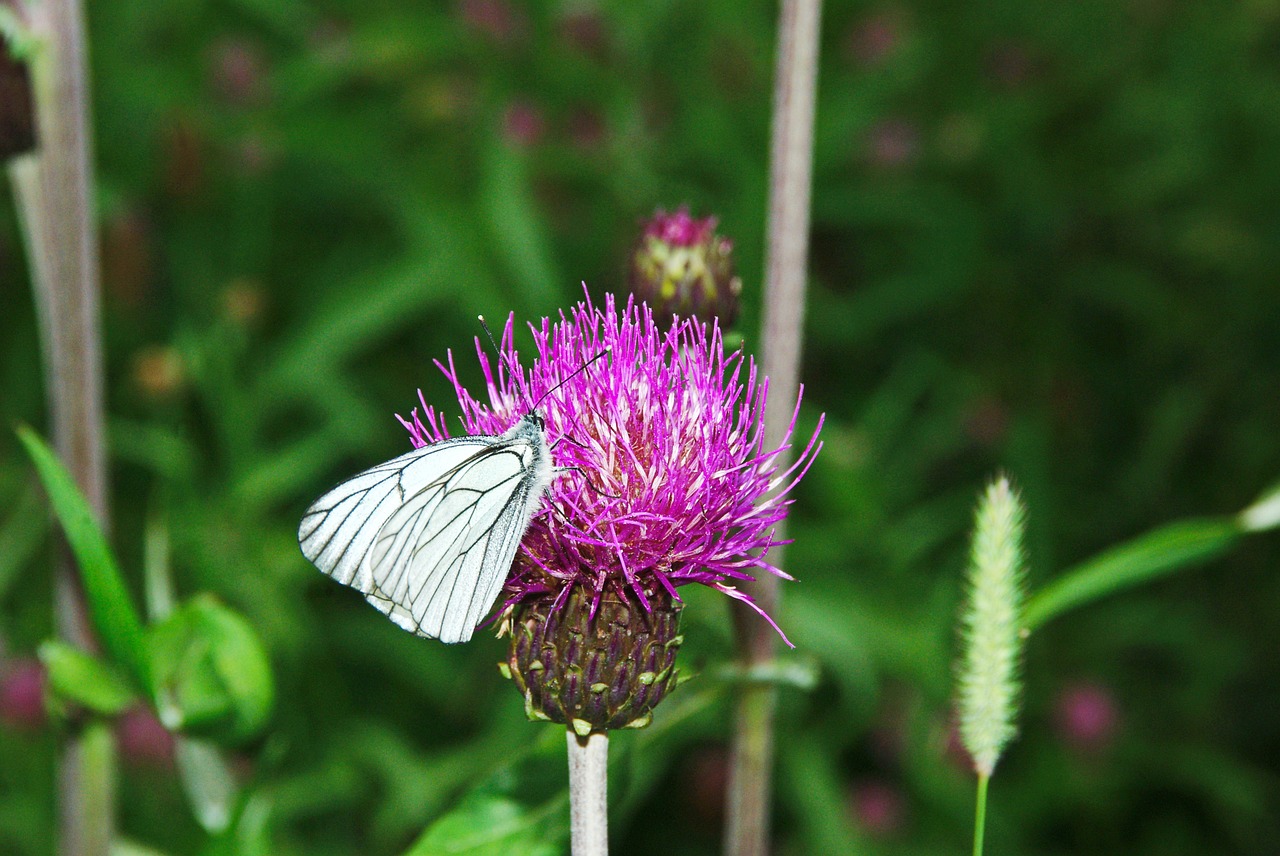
[972,772,990,856]
[726,1,822,854]
[957,476,1028,856]
[567,731,609,856]
[7,0,111,854]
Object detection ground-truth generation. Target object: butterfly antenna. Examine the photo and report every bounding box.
[533,347,611,411]
[478,314,531,407]
[477,314,500,353]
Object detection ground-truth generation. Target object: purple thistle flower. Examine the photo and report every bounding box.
[398,291,822,648]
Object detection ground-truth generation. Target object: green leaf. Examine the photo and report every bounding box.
[0,7,42,60]
[1239,479,1280,533]
[149,595,275,745]
[17,425,152,694]
[403,733,569,856]
[405,794,563,856]
[480,139,561,313]
[1023,516,1242,631]
[39,640,138,716]
[0,481,49,602]
[111,839,177,856]
[780,739,865,855]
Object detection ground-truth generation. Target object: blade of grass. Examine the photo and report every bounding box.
[18,426,151,694]
[1022,517,1241,631]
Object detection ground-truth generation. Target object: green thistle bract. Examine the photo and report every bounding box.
[505,588,681,733]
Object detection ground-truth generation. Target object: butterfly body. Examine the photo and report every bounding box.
[299,412,554,643]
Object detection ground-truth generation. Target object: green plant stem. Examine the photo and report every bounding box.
[8,0,111,852]
[78,722,116,856]
[566,731,608,856]
[725,2,822,855]
[973,773,989,856]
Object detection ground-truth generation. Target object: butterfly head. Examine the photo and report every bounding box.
[523,411,546,432]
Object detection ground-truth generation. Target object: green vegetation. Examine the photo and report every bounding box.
[3,2,1279,854]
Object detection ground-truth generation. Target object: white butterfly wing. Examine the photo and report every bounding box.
[368,444,532,642]
[299,437,538,643]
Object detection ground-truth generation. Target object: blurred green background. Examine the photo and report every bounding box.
[3,1,1280,854]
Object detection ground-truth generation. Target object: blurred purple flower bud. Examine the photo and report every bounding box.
[502,100,546,148]
[844,12,904,68]
[1054,682,1119,753]
[558,8,608,58]
[308,19,352,65]
[0,659,46,732]
[457,0,524,44]
[116,705,175,767]
[210,38,267,106]
[866,118,919,170]
[849,779,906,837]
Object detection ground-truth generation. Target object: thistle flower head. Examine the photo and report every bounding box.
[401,291,821,730]
[628,208,743,327]
[400,291,822,646]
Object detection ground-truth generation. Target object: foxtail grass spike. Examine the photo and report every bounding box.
[957,475,1028,778]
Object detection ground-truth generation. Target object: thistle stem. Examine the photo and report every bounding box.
[567,730,609,856]
[973,773,990,856]
[726,1,821,854]
[8,0,111,853]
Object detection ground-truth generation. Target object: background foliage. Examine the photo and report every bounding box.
[3,1,1280,854]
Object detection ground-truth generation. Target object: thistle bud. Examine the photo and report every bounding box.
[504,587,682,735]
[628,208,742,327]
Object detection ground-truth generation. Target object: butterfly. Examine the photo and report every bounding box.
[298,411,556,643]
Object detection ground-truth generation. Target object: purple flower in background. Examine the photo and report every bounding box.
[401,291,822,650]
[628,207,743,327]
[866,118,919,169]
[116,705,176,768]
[1053,681,1120,754]
[457,0,523,44]
[849,779,907,838]
[502,99,546,148]
[0,659,46,732]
